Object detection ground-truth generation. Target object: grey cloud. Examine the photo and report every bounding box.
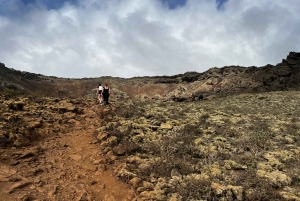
[241,7,274,35]
[0,0,300,78]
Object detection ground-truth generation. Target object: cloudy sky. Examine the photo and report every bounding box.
[0,0,299,78]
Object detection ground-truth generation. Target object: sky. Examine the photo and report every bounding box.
[0,0,299,78]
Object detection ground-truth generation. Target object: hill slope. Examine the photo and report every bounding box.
[1,52,300,200]
[1,52,300,101]
[1,90,300,200]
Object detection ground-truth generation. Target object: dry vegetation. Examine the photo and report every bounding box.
[1,52,300,200]
[96,90,300,200]
[1,86,300,200]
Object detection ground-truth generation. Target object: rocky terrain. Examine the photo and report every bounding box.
[0,52,300,200]
[101,91,300,200]
[1,90,300,200]
[1,52,300,101]
[0,96,135,200]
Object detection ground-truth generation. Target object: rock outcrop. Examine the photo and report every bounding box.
[1,52,300,101]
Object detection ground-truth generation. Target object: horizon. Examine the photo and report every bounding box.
[3,50,296,80]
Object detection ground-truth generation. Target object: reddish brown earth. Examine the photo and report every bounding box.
[0,99,135,201]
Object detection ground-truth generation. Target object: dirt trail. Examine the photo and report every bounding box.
[0,101,135,201]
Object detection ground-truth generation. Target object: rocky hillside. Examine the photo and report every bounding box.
[1,52,300,101]
[1,52,300,200]
[1,90,299,200]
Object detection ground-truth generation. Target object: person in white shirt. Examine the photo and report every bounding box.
[97,83,103,105]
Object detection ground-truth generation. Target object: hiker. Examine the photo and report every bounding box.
[102,83,110,105]
[97,83,103,105]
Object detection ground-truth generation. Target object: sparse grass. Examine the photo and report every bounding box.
[232,169,283,201]
[99,91,300,200]
[2,88,21,98]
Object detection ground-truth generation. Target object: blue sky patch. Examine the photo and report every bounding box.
[19,0,228,11]
[21,0,78,10]
[161,0,187,9]
[216,0,228,9]
[161,0,228,10]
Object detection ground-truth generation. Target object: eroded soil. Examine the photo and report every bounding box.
[0,97,135,201]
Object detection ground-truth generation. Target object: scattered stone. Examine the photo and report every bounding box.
[112,144,126,155]
[96,132,107,141]
[13,134,29,147]
[106,151,117,161]
[69,154,82,161]
[9,160,20,166]
[97,164,107,172]
[84,165,97,172]
[129,177,142,189]
[8,181,32,194]
[17,149,37,160]
[92,159,105,165]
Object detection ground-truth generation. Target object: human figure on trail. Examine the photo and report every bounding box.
[102,83,110,105]
[97,83,103,105]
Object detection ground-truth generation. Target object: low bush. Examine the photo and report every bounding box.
[97,91,300,200]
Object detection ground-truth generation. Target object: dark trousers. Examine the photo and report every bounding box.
[103,94,109,105]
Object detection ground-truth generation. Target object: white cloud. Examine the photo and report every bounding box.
[0,0,299,78]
